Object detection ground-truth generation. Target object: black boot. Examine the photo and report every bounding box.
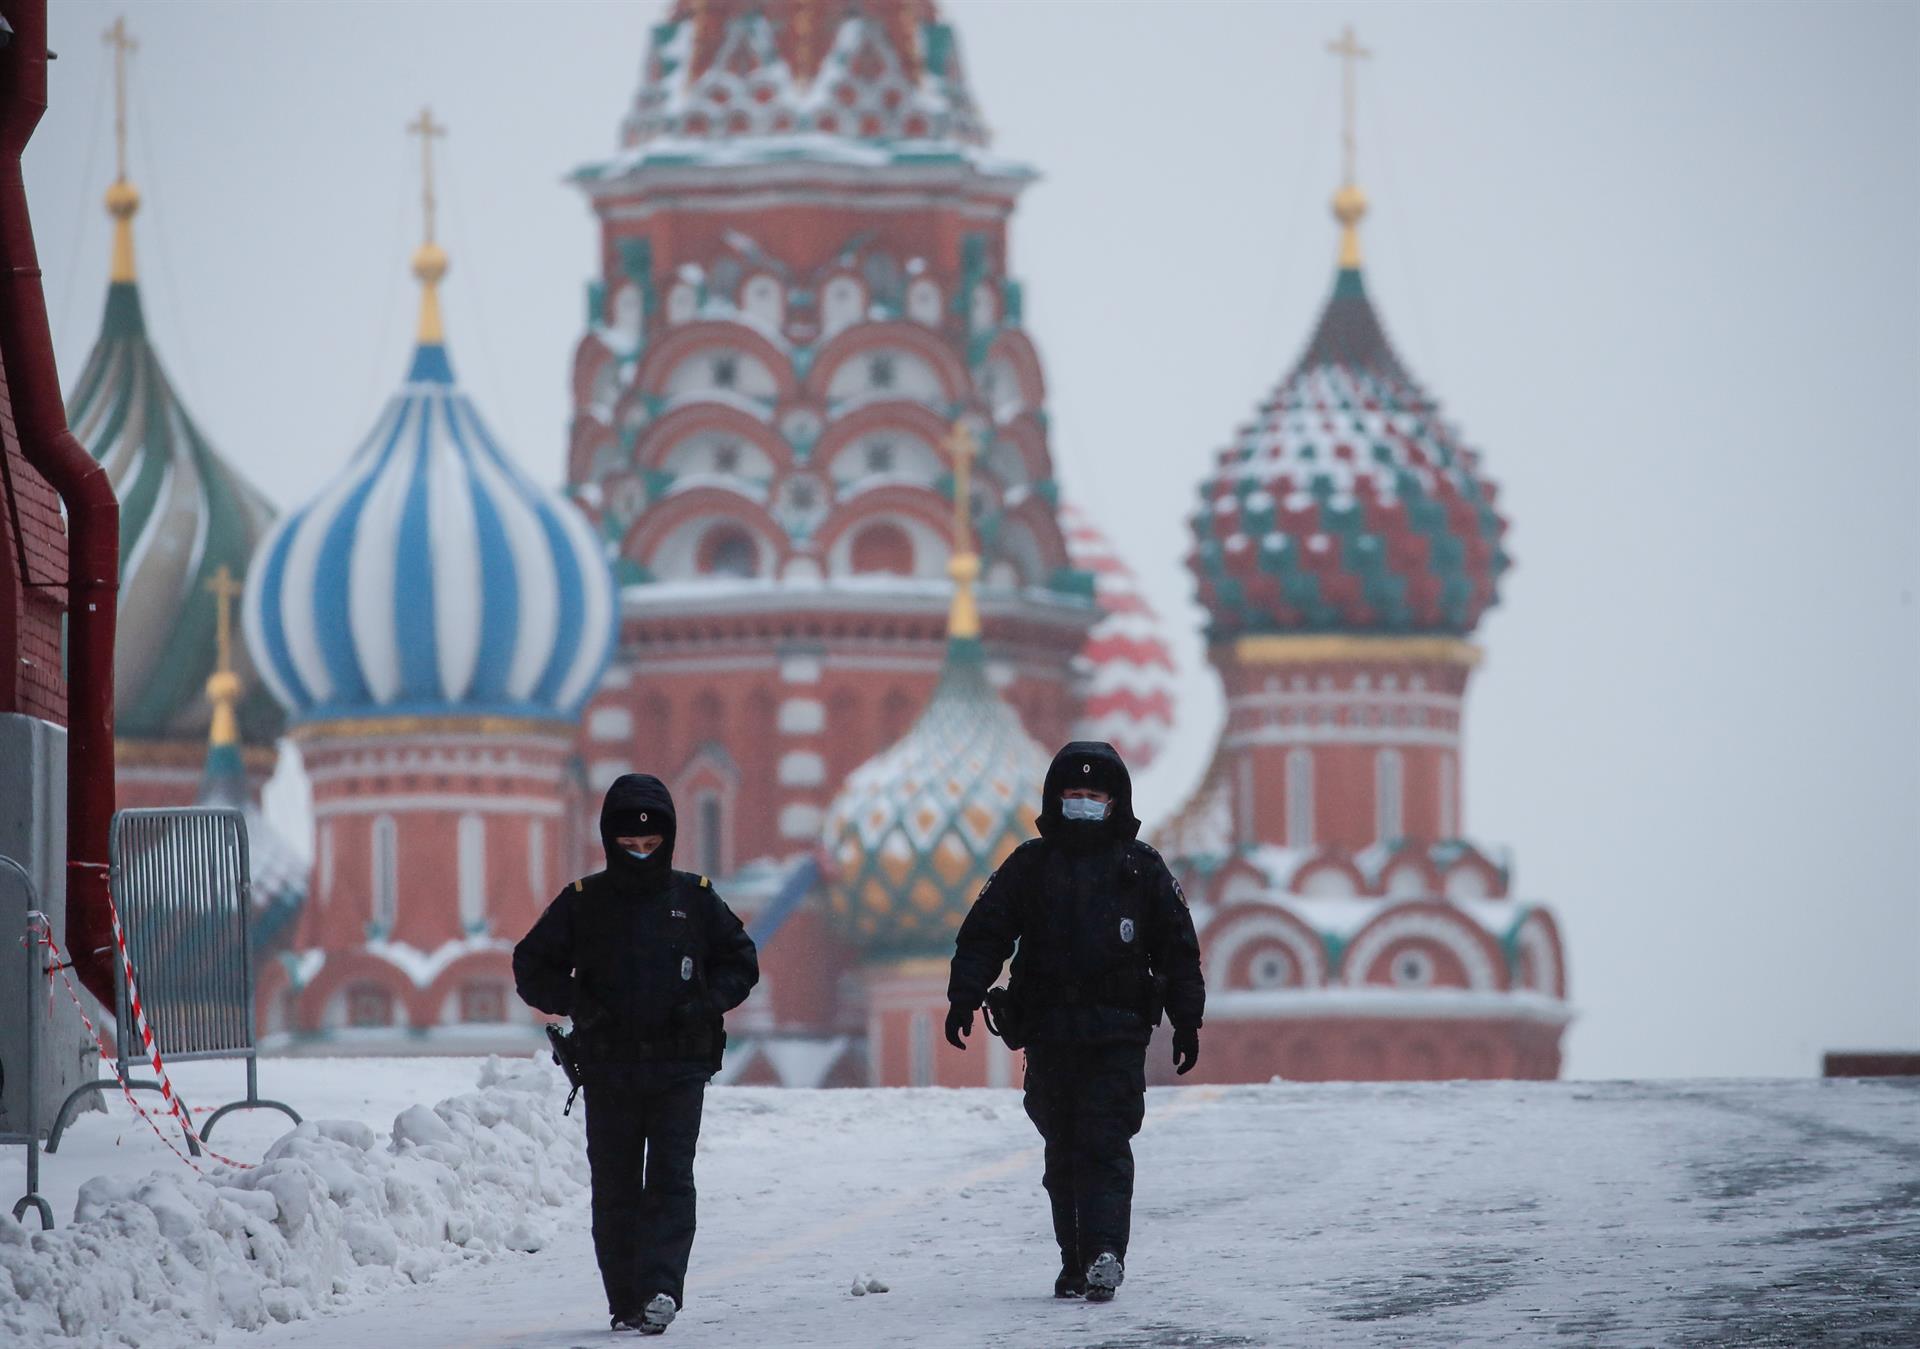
[1085,1252,1123,1304]
[1053,1259,1088,1299]
[636,1293,678,1336]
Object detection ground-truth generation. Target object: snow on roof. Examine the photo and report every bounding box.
[361,934,515,990]
[577,133,1033,184]
[1208,987,1574,1026]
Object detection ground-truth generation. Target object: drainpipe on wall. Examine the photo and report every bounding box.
[0,0,120,1007]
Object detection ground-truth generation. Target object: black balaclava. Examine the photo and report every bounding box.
[1036,741,1140,848]
[600,773,677,892]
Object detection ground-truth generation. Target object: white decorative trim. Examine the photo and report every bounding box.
[778,803,825,840]
[778,698,826,734]
[778,751,826,787]
[315,794,567,819]
[1514,912,1562,997]
[1206,988,1573,1026]
[1226,725,1462,750]
[362,933,515,989]
[1343,911,1499,991]
[1207,914,1327,989]
[589,706,634,741]
[780,654,823,684]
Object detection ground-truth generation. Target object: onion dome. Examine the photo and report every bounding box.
[579,0,1002,179]
[822,422,1049,956]
[244,116,615,725]
[65,147,284,748]
[1062,504,1176,770]
[1187,166,1510,637]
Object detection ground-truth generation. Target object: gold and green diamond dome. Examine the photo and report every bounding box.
[821,637,1049,958]
[67,165,284,750]
[821,421,1049,959]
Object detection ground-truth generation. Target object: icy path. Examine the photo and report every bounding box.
[10,1064,1919,1346]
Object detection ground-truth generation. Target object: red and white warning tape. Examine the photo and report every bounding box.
[28,921,255,1174]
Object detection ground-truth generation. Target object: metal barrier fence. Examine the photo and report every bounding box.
[47,807,299,1154]
[1,857,53,1228]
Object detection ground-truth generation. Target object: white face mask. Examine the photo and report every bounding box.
[1061,797,1110,822]
[624,846,654,862]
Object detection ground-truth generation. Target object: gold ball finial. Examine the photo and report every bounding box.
[104,178,140,221]
[205,670,242,705]
[412,240,449,286]
[1332,182,1368,229]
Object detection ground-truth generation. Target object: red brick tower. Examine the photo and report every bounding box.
[565,1,1096,1047]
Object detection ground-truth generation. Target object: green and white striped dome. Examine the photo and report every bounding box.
[67,279,285,747]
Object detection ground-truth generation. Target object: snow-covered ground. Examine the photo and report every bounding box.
[4,1059,1917,1347]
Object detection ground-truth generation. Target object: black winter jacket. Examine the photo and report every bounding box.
[947,742,1205,1046]
[513,774,759,1083]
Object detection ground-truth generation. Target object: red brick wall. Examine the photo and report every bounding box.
[0,343,68,724]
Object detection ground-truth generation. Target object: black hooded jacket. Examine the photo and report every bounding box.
[947,742,1205,1046]
[513,774,759,1081]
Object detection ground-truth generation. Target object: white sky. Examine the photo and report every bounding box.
[25,1,1919,1080]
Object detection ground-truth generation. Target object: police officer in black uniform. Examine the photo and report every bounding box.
[513,774,758,1336]
[945,741,1205,1304]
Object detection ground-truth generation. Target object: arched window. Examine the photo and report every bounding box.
[457,814,486,932]
[458,983,506,1024]
[370,815,398,933]
[1375,749,1404,844]
[318,822,335,899]
[822,275,865,338]
[1286,749,1315,849]
[742,274,783,329]
[346,982,395,1029]
[698,525,758,578]
[698,792,724,878]
[850,521,914,576]
[527,819,548,900]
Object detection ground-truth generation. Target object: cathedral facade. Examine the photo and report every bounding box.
[100,1,1566,1078]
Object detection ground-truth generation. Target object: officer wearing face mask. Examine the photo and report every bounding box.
[513,774,758,1337]
[945,741,1205,1305]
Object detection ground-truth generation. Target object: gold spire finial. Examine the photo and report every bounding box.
[943,419,981,642]
[1327,24,1371,270]
[407,106,449,344]
[103,15,140,283]
[204,564,245,748]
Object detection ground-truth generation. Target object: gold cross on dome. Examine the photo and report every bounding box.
[942,418,982,641]
[1327,25,1371,189]
[205,563,244,677]
[943,418,978,552]
[406,105,447,244]
[103,16,137,183]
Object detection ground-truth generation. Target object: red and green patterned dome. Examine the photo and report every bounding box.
[1188,264,1510,637]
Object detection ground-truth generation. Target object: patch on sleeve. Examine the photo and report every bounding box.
[1170,875,1187,906]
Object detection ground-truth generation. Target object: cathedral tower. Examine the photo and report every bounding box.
[1159,30,1570,1083]
[245,111,616,1047]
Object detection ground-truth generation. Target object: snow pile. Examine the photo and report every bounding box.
[0,1056,586,1347]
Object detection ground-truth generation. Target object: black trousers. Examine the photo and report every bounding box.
[1022,1041,1147,1267]
[584,1078,706,1316]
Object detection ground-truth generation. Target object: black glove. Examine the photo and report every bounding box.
[944,1003,975,1051]
[1172,1025,1200,1076]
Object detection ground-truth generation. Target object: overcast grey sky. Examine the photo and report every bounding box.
[26,1,1919,1080]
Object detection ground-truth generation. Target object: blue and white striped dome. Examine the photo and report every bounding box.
[243,342,615,724]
